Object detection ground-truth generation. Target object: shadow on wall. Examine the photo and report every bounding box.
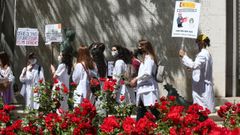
[13,0,203,100]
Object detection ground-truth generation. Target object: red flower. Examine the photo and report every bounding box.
[167,106,184,124]
[122,117,136,134]
[3,105,16,112]
[168,96,176,101]
[33,87,39,93]
[90,78,100,87]
[230,117,236,125]
[62,83,69,94]
[38,79,43,84]
[120,95,125,101]
[0,111,10,123]
[100,116,120,133]
[70,82,77,87]
[187,103,204,114]
[169,127,177,135]
[102,79,116,92]
[55,86,60,91]
[135,116,157,134]
[11,120,23,130]
[53,78,59,84]
[99,77,107,82]
[183,113,199,126]
[61,122,68,130]
[57,108,64,114]
[145,112,156,121]
[217,105,228,118]
[160,96,167,102]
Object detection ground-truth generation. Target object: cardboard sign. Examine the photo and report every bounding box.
[16,28,39,46]
[171,1,201,38]
[45,24,62,45]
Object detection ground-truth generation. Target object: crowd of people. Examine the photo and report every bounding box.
[0,34,215,121]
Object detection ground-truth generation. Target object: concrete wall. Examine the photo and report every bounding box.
[13,0,226,100]
[199,0,226,97]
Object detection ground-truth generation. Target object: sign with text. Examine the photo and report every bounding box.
[16,28,39,46]
[171,1,201,38]
[45,24,62,45]
[107,61,114,77]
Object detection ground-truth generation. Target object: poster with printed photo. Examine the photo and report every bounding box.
[171,1,201,38]
[45,24,63,45]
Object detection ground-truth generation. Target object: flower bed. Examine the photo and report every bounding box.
[1,79,240,135]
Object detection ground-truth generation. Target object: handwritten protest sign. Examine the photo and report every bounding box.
[45,24,63,45]
[171,1,201,38]
[16,28,39,46]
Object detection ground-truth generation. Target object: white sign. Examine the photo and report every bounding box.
[45,24,62,45]
[171,1,201,38]
[107,61,114,77]
[16,28,39,46]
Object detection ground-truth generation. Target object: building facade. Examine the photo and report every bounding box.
[0,0,238,101]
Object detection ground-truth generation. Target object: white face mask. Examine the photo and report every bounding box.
[57,55,62,63]
[29,58,37,65]
[111,50,118,57]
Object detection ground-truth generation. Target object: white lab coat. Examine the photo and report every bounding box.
[20,64,44,109]
[72,63,97,107]
[112,59,135,104]
[182,48,215,112]
[136,55,159,106]
[0,66,14,104]
[54,63,70,111]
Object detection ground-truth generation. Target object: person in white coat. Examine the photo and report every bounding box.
[179,34,215,112]
[20,52,45,110]
[111,45,135,104]
[0,52,15,104]
[130,40,160,121]
[51,52,72,111]
[72,45,98,107]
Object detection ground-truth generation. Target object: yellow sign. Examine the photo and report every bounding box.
[180,2,195,8]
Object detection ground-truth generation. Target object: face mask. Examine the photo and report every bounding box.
[111,50,118,57]
[57,55,62,63]
[29,58,37,65]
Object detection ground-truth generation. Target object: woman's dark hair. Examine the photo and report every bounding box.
[0,52,10,67]
[196,34,210,47]
[112,45,132,64]
[28,52,36,59]
[61,52,73,75]
[203,38,210,47]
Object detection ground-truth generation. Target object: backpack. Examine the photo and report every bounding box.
[155,62,165,83]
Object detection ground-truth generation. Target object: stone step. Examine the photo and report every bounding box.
[215,97,240,106]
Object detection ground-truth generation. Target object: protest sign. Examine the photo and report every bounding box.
[45,24,63,45]
[171,1,201,38]
[107,61,114,77]
[16,28,39,46]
